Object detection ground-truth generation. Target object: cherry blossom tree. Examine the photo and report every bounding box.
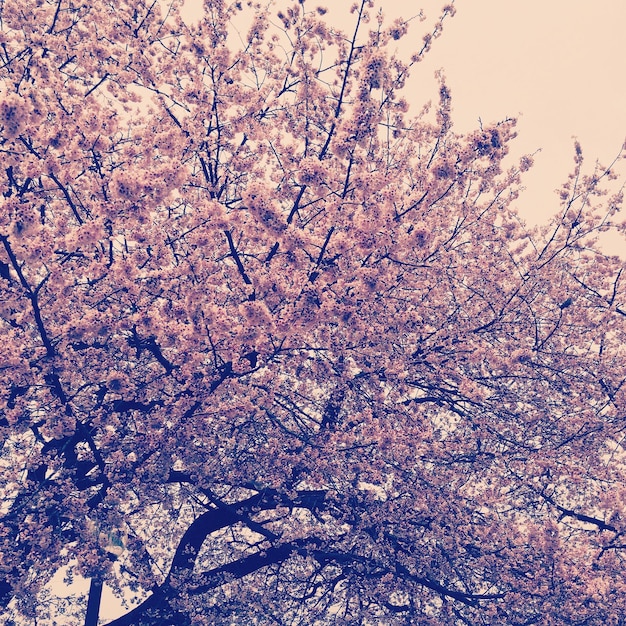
[1,0,625,624]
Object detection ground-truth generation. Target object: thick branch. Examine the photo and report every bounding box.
[84,578,103,626]
[105,480,504,625]
[224,229,252,285]
[541,493,617,533]
[0,235,54,357]
[48,172,83,225]
[105,488,326,626]
[309,226,334,283]
[128,326,175,374]
[286,184,307,224]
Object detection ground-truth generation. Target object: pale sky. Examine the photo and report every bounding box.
[180,0,626,232]
[379,0,626,233]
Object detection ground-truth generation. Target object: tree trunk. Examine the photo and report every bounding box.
[84,578,103,626]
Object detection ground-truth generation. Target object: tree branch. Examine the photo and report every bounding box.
[224,229,252,285]
[48,172,84,225]
[0,235,54,357]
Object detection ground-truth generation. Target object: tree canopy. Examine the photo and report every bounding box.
[1,0,625,624]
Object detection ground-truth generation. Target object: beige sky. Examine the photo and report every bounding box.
[379,0,626,231]
[180,0,626,231]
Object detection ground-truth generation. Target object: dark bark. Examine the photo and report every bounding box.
[103,484,503,625]
[84,578,103,626]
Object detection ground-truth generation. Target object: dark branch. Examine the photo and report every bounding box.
[0,235,54,357]
[48,171,84,225]
[224,229,252,284]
